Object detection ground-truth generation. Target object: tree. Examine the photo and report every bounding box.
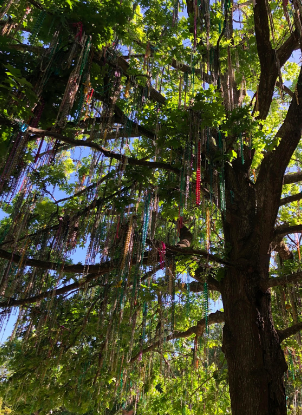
[1,0,302,413]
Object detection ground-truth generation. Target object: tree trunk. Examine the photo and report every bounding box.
[221,268,288,415]
[221,160,289,414]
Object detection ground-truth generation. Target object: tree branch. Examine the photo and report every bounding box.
[55,172,112,204]
[263,271,302,290]
[0,267,113,309]
[276,81,294,98]
[0,262,159,309]
[176,224,194,248]
[188,279,220,293]
[274,224,302,237]
[113,106,156,140]
[271,238,293,263]
[194,265,221,291]
[254,66,302,252]
[267,65,302,174]
[253,16,298,120]
[253,0,276,119]
[99,53,167,106]
[27,126,179,173]
[28,0,45,10]
[279,192,302,207]
[0,186,131,249]
[130,310,224,362]
[5,43,44,54]
[128,38,214,84]
[166,245,230,266]
[171,59,213,84]
[278,322,302,342]
[276,29,300,67]
[91,128,148,141]
[283,171,302,185]
[0,248,107,274]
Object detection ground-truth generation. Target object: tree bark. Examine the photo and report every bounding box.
[221,160,288,414]
[221,268,287,415]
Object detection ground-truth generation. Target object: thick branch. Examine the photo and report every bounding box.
[283,172,302,185]
[5,43,44,54]
[164,224,220,291]
[113,106,156,140]
[272,238,293,262]
[77,114,155,142]
[255,66,302,252]
[269,65,302,172]
[276,29,300,67]
[101,53,166,106]
[278,322,302,342]
[253,10,298,120]
[188,279,220,293]
[253,0,275,119]
[264,271,302,289]
[170,59,213,84]
[130,310,224,362]
[166,245,230,266]
[0,248,106,274]
[186,0,194,15]
[194,265,221,291]
[279,192,302,206]
[274,224,302,237]
[176,224,193,248]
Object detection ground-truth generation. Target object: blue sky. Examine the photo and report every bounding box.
[3,4,300,341]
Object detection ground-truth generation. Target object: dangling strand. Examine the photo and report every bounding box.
[196,139,201,206]
[296,233,301,261]
[206,206,210,253]
[28,10,47,44]
[120,216,134,272]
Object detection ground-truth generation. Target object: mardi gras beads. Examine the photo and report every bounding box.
[28,10,47,44]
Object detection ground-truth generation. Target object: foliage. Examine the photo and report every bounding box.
[0,0,302,413]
